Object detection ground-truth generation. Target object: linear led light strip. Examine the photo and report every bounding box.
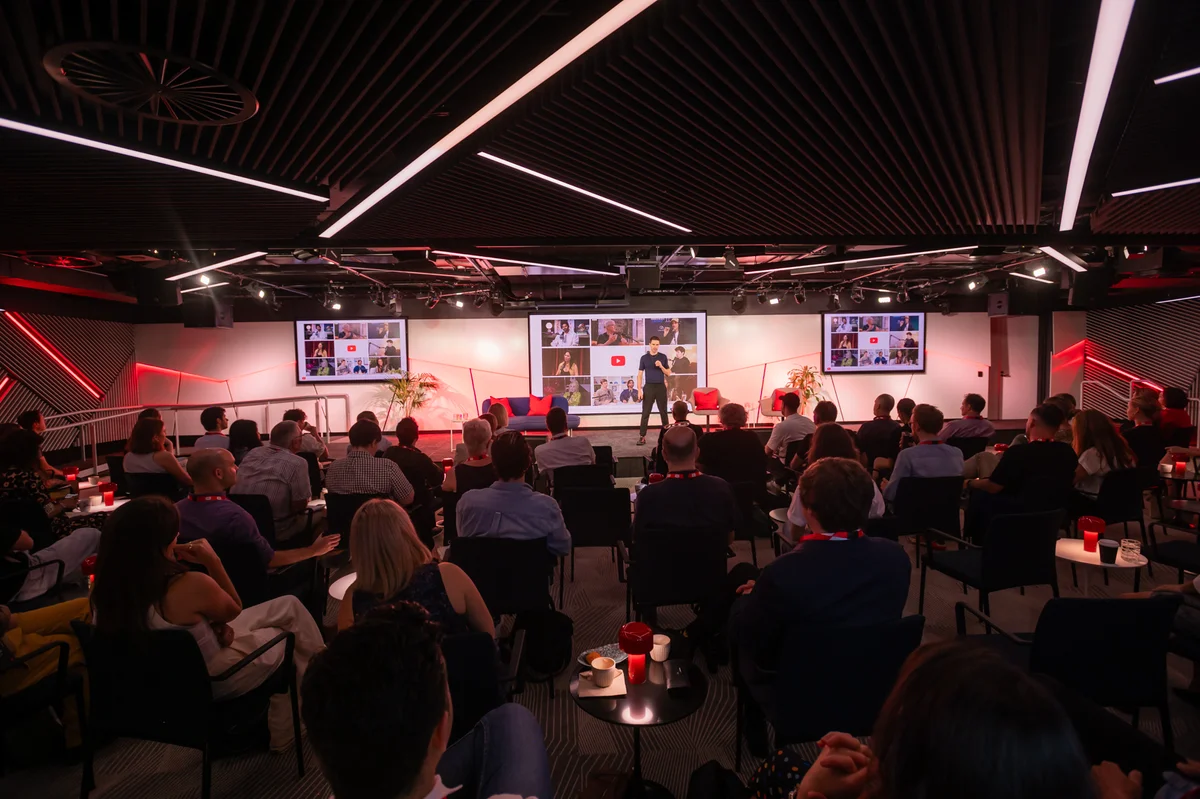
[3,311,102,398]
[744,246,977,277]
[0,375,13,405]
[1010,271,1054,284]
[180,282,230,293]
[0,118,328,202]
[1085,354,1163,393]
[319,0,659,238]
[167,251,267,281]
[1157,294,1200,304]
[1154,65,1200,84]
[1112,175,1200,197]
[432,249,618,276]
[1059,0,1136,231]
[1039,246,1087,273]
[477,152,690,232]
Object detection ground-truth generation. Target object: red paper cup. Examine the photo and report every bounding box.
[648,473,665,484]
[1083,530,1099,553]
[993,443,1009,453]
[102,490,115,507]
[63,467,79,482]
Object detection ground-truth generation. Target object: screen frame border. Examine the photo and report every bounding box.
[293,317,410,385]
[819,311,927,375]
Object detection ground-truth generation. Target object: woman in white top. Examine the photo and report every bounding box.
[122,417,192,487]
[91,497,323,751]
[786,424,884,537]
[1072,408,1135,499]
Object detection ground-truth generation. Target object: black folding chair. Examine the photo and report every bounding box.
[618,524,728,624]
[551,464,613,495]
[325,492,384,543]
[889,475,964,567]
[559,486,631,581]
[919,510,1061,615]
[296,451,323,500]
[946,436,989,459]
[734,615,925,769]
[448,537,555,617]
[729,481,771,567]
[104,455,128,496]
[125,472,186,501]
[0,557,67,613]
[592,445,617,477]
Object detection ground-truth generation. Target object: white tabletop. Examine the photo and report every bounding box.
[769,508,790,527]
[307,498,327,510]
[1055,538,1147,568]
[66,497,130,517]
[329,572,358,601]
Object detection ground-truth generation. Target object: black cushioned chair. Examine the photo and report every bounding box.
[619,524,728,624]
[296,451,323,500]
[104,455,128,496]
[325,493,383,544]
[125,472,186,502]
[946,436,989,459]
[558,486,631,582]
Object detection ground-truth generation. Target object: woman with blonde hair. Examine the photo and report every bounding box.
[487,402,511,436]
[338,500,493,636]
[1071,409,1135,500]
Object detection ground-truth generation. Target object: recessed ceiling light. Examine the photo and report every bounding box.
[331,301,342,311]
[455,300,465,308]
[167,251,268,281]
[1112,175,1200,197]
[743,246,976,277]
[767,296,780,305]
[0,117,328,202]
[430,249,619,277]
[877,295,892,303]
[1154,65,1200,85]
[1010,272,1054,284]
[257,288,266,299]
[1040,246,1087,273]
[1032,266,1047,277]
[1058,0,1136,231]
[199,274,211,285]
[180,282,229,293]
[318,0,659,238]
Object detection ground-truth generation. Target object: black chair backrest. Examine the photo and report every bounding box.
[1167,425,1196,448]
[72,621,214,749]
[891,476,963,539]
[125,471,186,501]
[442,491,460,544]
[325,493,383,539]
[946,436,989,459]
[205,537,271,607]
[1092,468,1145,524]
[449,537,552,616]
[559,487,631,548]
[728,481,767,537]
[297,451,323,499]
[630,524,728,609]
[770,615,926,743]
[592,445,616,475]
[551,464,612,494]
[441,632,503,741]
[227,493,277,546]
[1030,595,1181,710]
[981,510,1062,592]
[0,497,54,543]
[104,454,128,496]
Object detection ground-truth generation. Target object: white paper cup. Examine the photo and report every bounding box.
[88,495,103,510]
[650,634,671,662]
[591,656,616,687]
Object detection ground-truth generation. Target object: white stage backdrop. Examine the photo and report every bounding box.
[134,312,1000,435]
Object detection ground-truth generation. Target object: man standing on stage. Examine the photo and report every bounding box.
[637,335,672,445]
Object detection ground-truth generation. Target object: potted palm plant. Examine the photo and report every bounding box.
[784,365,823,414]
[375,371,440,423]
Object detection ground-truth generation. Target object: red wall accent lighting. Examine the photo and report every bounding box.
[1084,353,1165,393]
[3,311,102,399]
[0,375,14,405]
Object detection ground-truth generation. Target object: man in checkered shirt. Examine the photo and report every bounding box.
[230,420,314,541]
[324,420,415,506]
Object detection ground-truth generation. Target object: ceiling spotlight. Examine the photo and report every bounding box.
[828,292,841,311]
[877,295,892,304]
[473,294,488,309]
[331,301,342,311]
[724,247,738,270]
[756,290,768,305]
[793,286,807,304]
[199,274,211,285]
[849,286,864,303]
[768,295,780,305]
[257,288,266,299]
[897,285,910,304]
[489,289,504,317]
[1123,244,1149,259]
[1032,266,1047,277]
[454,299,465,308]
[425,294,440,309]
[968,280,978,290]
[322,290,342,311]
[731,290,747,314]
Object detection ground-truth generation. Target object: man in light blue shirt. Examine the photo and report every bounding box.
[456,432,572,557]
[883,403,964,502]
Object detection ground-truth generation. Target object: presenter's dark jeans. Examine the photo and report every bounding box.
[639,382,669,436]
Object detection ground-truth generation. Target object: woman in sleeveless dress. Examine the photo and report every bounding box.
[90,496,323,752]
[338,499,493,636]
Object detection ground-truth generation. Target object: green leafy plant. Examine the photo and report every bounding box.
[375,371,441,421]
[784,365,823,414]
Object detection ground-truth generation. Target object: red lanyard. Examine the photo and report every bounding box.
[665,470,701,479]
[1029,437,1055,443]
[189,494,227,502]
[918,440,941,446]
[800,529,863,541]
[467,454,489,462]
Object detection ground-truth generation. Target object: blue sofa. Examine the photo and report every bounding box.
[481,396,580,432]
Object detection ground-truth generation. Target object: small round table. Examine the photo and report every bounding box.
[570,659,708,798]
[328,572,357,601]
[1055,538,1147,594]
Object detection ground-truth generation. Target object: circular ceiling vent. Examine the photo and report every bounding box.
[22,254,102,269]
[43,43,258,126]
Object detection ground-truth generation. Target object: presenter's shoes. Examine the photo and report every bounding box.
[637,437,646,445]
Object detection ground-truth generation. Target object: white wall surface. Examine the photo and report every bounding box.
[989,315,1040,419]
[1050,311,1087,402]
[135,312,998,435]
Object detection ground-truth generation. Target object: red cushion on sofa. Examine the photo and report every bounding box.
[487,397,514,416]
[694,389,720,411]
[771,389,788,412]
[527,395,553,416]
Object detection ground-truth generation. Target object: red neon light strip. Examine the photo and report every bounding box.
[0,376,13,405]
[3,312,102,399]
[1084,354,1164,392]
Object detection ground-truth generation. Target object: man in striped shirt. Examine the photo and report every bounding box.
[324,421,414,507]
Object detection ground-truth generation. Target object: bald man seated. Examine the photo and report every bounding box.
[635,426,740,545]
[176,448,339,578]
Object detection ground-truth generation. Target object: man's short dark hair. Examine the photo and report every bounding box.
[282,408,306,423]
[1031,403,1065,431]
[649,335,660,343]
[896,398,916,419]
[302,604,447,799]
[875,394,895,414]
[545,406,568,435]
[1164,387,1188,410]
[491,432,531,480]
[199,406,225,431]
[963,393,986,414]
[912,404,944,436]
[813,400,839,423]
[348,420,382,448]
[357,410,379,424]
[395,417,419,446]
[16,410,41,430]
[781,392,800,414]
[671,400,690,422]
[799,457,874,534]
[675,346,685,353]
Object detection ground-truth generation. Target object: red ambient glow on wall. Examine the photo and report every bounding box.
[3,311,102,399]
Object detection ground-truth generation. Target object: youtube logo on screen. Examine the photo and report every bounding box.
[347,344,357,352]
[611,355,625,366]
[866,335,880,345]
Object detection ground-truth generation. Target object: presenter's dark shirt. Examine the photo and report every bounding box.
[698,428,768,486]
[639,353,669,384]
[988,440,1078,508]
[634,473,740,542]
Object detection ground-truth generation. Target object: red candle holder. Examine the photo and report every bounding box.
[1176,460,1188,476]
[63,466,79,483]
[619,621,654,685]
[647,473,665,485]
[1079,515,1105,553]
[102,490,115,507]
[993,443,1009,453]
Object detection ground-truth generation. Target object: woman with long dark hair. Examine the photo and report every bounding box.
[785,424,884,533]
[1072,409,1135,500]
[227,419,263,465]
[91,497,324,751]
[0,428,103,540]
[122,418,192,487]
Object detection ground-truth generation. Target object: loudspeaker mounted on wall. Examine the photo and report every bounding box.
[182,296,234,328]
[625,265,661,290]
[987,292,1009,317]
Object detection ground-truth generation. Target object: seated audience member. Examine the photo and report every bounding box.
[355,411,392,454]
[282,408,329,460]
[856,393,903,471]
[788,400,840,471]
[786,424,885,533]
[636,426,740,544]
[487,403,511,437]
[383,417,444,539]
[1,599,93,749]
[765,392,815,462]
[1,520,99,604]
[302,605,552,799]
[939,392,995,441]
[1042,395,1076,443]
[0,428,104,540]
[896,397,917,451]
[122,417,193,488]
[230,421,313,542]
[882,404,964,502]
[453,414,497,466]
[534,406,595,480]
[338,500,492,636]
[442,419,497,495]
[324,421,415,507]
[965,404,1078,538]
[16,410,64,480]
[1162,386,1195,444]
[176,448,338,571]
[228,418,263,465]
[129,407,175,454]
[652,401,705,475]
[456,432,571,557]
[697,402,768,487]
[1123,392,1167,478]
[1052,392,1079,418]
[91,497,324,752]
[1071,409,1135,502]
[194,406,230,450]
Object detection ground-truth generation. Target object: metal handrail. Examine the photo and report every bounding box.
[41,394,350,475]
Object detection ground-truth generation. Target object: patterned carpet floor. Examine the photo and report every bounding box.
[4,524,1199,798]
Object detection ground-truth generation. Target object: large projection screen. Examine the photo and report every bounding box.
[822,312,926,373]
